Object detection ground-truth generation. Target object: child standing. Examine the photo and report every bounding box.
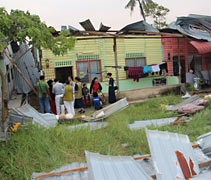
[82,83,91,107]
[93,92,102,110]
[97,88,105,104]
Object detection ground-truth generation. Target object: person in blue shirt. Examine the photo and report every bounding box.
[93,92,102,110]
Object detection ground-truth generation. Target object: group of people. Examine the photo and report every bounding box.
[36,73,116,116]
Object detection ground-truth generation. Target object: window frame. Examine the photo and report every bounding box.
[125,57,147,67]
[76,59,102,83]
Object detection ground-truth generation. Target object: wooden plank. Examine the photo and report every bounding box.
[34,167,88,179]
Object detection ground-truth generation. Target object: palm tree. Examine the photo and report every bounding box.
[125,0,153,21]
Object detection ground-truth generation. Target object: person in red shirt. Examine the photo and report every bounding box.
[90,77,102,95]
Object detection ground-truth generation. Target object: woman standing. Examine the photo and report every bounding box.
[90,77,102,94]
[74,77,85,113]
[107,73,116,104]
[47,80,56,114]
[64,81,75,116]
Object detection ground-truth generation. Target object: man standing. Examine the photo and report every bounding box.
[36,76,51,113]
[52,79,65,115]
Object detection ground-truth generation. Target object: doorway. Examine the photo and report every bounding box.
[55,66,73,83]
[173,56,186,83]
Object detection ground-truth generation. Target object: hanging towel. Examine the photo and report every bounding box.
[143,66,152,74]
[151,64,160,72]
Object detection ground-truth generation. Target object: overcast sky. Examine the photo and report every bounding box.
[1,0,211,30]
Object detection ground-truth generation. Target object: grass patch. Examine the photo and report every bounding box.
[0,95,210,179]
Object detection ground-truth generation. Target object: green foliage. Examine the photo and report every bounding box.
[125,0,169,29]
[125,0,153,21]
[144,2,170,29]
[0,8,75,55]
[0,95,210,179]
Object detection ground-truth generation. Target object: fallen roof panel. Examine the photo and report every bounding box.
[85,151,153,180]
[128,117,178,130]
[146,129,200,180]
[67,122,108,131]
[197,132,211,157]
[99,22,111,32]
[80,19,95,31]
[10,104,57,128]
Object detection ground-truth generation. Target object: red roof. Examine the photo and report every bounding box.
[190,41,211,54]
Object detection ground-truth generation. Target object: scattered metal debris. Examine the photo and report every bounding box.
[10,104,57,128]
[197,132,211,157]
[82,98,128,122]
[146,129,200,180]
[85,151,153,180]
[129,117,178,130]
[67,122,108,131]
[166,95,207,114]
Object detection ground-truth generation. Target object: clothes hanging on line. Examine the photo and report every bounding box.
[151,64,161,72]
[143,66,152,74]
[128,67,145,82]
[159,62,168,73]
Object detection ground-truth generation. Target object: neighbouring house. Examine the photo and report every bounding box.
[0,43,40,105]
[40,21,179,93]
[162,14,211,85]
[0,44,15,101]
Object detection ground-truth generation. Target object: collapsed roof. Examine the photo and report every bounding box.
[169,14,211,41]
[120,20,159,33]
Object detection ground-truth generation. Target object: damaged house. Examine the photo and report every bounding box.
[40,20,179,93]
[162,14,211,84]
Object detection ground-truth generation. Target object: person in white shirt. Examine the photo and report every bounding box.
[52,79,65,115]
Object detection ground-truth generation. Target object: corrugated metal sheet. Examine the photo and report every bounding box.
[99,23,111,32]
[166,95,202,111]
[31,162,89,180]
[80,19,95,31]
[83,98,128,122]
[197,132,211,157]
[190,171,211,179]
[120,21,159,33]
[190,41,211,54]
[85,151,153,180]
[10,104,57,128]
[129,117,178,130]
[146,129,200,180]
[169,14,211,41]
[67,122,108,131]
[13,44,40,94]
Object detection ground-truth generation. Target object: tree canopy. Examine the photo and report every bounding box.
[125,0,153,21]
[144,2,170,29]
[125,0,170,29]
[0,8,75,56]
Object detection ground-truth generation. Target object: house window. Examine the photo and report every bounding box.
[125,57,146,67]
[77,60,102,83]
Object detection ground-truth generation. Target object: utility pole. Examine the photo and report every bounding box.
[113,37,120,92]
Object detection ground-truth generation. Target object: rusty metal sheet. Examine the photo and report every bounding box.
[146,129,200,180]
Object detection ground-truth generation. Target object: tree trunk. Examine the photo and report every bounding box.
[0,72,8,132]
[137,0,146,21]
